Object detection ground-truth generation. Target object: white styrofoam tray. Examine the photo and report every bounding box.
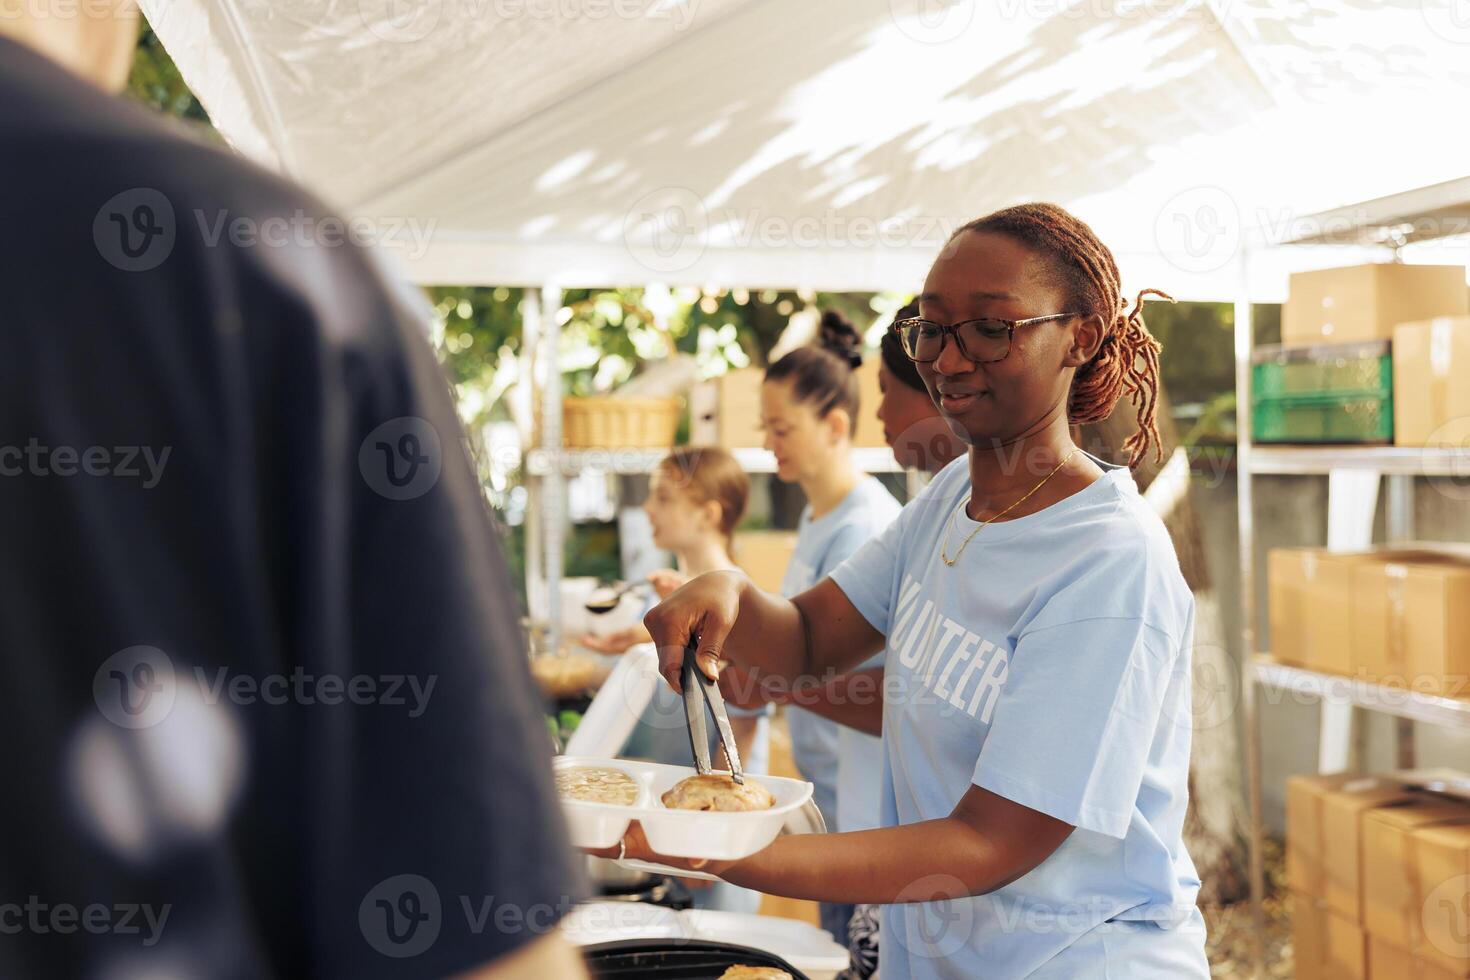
[555,755,815,861]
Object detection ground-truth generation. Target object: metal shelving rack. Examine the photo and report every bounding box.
[1236,177,1470,978]
[519,286,916,651]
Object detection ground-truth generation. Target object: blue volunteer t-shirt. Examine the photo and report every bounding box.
[829,456,1208,980]
[781,475,901,834]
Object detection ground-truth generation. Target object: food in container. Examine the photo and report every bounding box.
[530,652,608,699]
[554,756,813,860]
[721,967,793,979]
[557,765,641,806]
[661,774,776,812]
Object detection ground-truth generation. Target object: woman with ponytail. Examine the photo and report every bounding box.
[758,311,903,948]
[600,202,1208,979]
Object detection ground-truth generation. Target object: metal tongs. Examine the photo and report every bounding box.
[680,635,744,784]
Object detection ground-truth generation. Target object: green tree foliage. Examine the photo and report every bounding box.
[128,25,212,127]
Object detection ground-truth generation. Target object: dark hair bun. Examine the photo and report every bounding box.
[818,310,863,369]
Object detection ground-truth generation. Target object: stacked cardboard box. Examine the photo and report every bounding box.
[1289,775,1470,979]
[1275,264,1470,446]
[1283,264,1468,346]
[1395,316,1470,448]
[1362,799,1470,977]
[1268,548,1357,674]
[733,531,798,594]
[1268,548,1470,696]
[690,358,889,452]
[1287,774,1418,979]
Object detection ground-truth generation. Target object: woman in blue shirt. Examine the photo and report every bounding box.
[760,311,902,946]
[613,203,1210,979]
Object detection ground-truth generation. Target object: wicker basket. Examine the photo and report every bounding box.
[561,396,681,449]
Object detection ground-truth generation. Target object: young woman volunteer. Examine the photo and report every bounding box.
[619,203,1208,978]
[578,447,769,914]
[760,312,902,948]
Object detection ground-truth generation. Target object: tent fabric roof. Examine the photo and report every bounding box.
[141,0,1470,299]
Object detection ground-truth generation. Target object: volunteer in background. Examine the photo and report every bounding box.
[620,203,1209,979]
[877,299,966,475]
[760,312,902,948]
[579,447,769,914]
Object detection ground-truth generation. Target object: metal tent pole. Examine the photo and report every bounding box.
[522,288,544,628]
[1233,247,1265,980]
[541,285,565,653]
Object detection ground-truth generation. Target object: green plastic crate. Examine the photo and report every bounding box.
[1251,340,1391,398]
[1252,391,1393,444]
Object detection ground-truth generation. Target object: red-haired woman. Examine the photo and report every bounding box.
[602,203,1208,979]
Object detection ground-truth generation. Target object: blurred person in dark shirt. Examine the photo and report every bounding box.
[0,5,587,977]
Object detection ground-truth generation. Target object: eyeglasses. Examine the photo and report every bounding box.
[892,313,1081,364]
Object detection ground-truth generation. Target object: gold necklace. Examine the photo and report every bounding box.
[940,448,1081,567]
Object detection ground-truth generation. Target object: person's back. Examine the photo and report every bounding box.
[0,28,583,979]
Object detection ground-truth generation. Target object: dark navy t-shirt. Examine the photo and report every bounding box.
[0,37,583,979]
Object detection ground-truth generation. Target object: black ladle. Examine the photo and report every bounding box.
[584,580,650,615]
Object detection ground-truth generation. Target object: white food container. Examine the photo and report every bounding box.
[555,755,815,861]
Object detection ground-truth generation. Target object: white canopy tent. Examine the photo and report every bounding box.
[140,0,1470,300]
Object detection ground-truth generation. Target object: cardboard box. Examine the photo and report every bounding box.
[1395,317,1470,447]
[1351,553,1470,698]
[1370,936,1464,980]
[1294,891,1367,980]
[1363,799,1470,950]
[1269,548,1359,674]
[690,368,765,451]
[1413,822,1470,975]
[733,531,798,594]
[689,358,887,451]
[1287,773,1417,918]
[1283,264,1468,345]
